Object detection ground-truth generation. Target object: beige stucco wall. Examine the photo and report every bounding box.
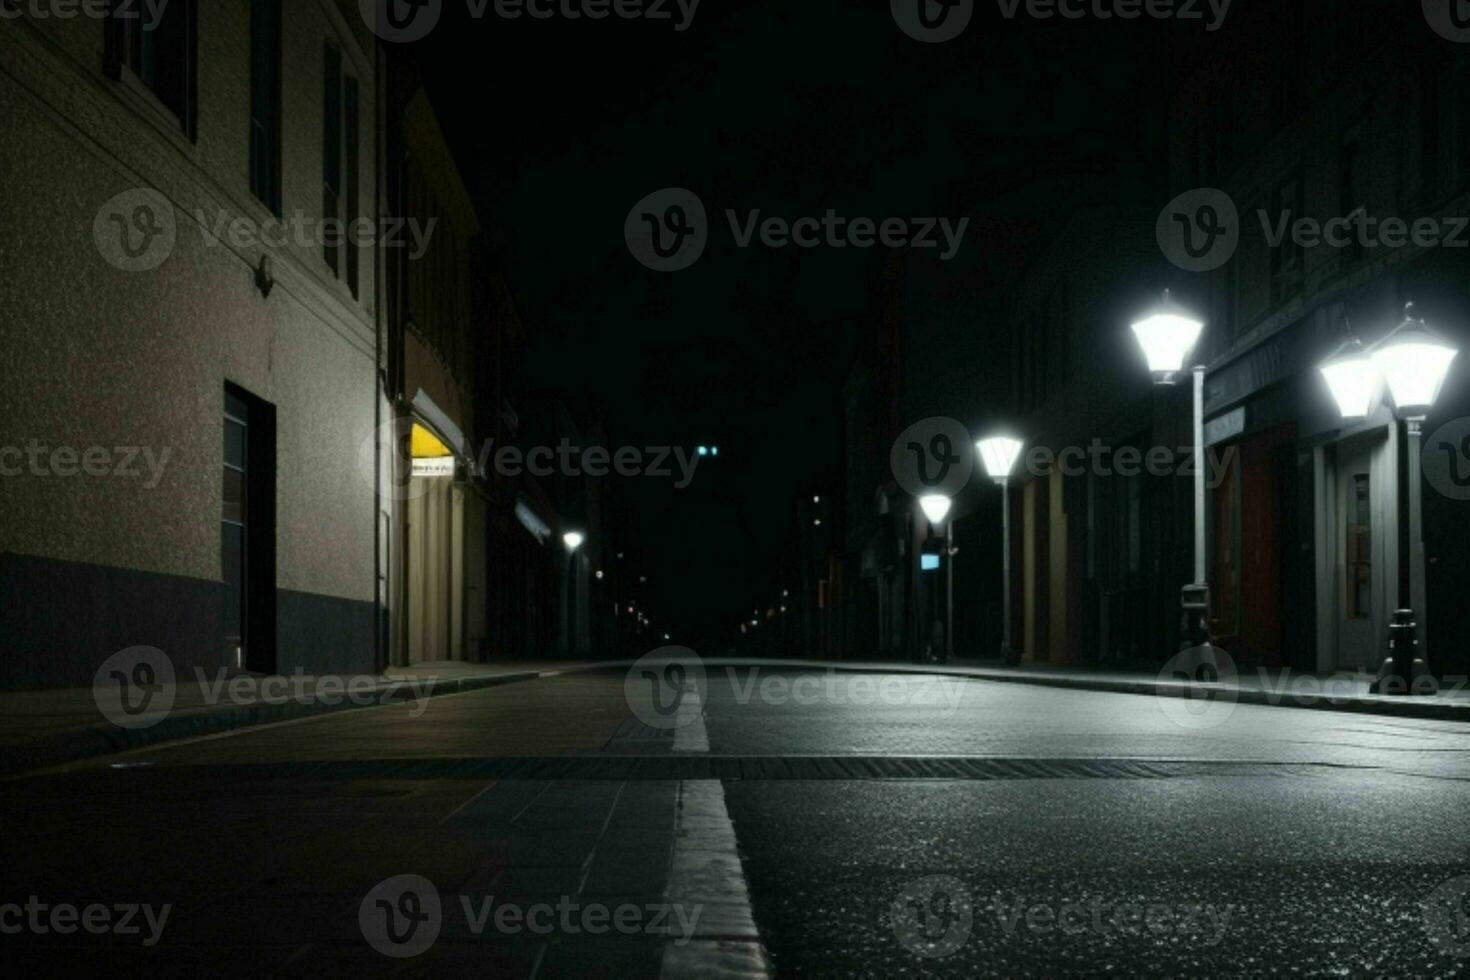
[0,3,378,604]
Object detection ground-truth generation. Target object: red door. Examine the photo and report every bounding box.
[1238,426,1294,668]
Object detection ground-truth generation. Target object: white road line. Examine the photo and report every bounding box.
[660,779,773,979]
[672,680,709,753]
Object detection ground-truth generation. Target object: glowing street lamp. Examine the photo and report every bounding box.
[563,531,585,551]
[1362,303,1459,695]
[1319,336,1381,421]
[1371,303,1458,417]
[1130,289,1204,385]
[918,494,952,524]
[1131,291,1221,674]
[977,435,1024,664]
[917,493,954,662]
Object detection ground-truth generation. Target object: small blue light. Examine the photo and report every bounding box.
[697,446,710,457]
[921,554,941,571]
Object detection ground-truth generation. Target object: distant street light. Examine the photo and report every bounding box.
[976,435,1024,664]
[918,494,952,524]
[1362,303,1458,695]
[560,531,585,655]
[918,493,954,662]
[1131,291,1222,676]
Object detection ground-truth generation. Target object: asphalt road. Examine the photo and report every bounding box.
[3,666,1468,977]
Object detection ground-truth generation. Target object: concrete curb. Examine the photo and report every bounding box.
[0,668,580,778]
[690,659,1470,723]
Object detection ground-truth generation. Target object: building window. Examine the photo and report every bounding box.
[223,390,248,669]
[1269,170,1303,305]
[107,0,196,136]
[345,76,361,296]
[323,44,361,297]
[249,0,282,214]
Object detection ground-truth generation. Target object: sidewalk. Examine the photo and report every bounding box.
[849,656,1470,721]
[0,659,610,777]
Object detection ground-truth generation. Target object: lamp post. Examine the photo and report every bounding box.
[919,493,953,663]
[562,531,584,655]
[1130,290,1222,674]
[1363,303,1457,695]
[976,435,1024,664]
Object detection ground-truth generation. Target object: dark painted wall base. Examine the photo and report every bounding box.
[276,588,376,677]
[0,553,375,690]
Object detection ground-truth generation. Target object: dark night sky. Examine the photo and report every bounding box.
[412,0,1167,640]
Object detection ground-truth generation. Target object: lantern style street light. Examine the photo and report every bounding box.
[918,494,954,662]
[1318,335,1381,421]
[1131,291,1222,674]
[1362,303,1458,695]
[1130,289,1205,385]
[563,531,585,551]
[976,435,1024,664]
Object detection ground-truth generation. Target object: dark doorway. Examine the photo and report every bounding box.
[223,384,277,674]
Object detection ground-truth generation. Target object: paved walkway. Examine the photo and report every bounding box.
[0,660,609,776]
